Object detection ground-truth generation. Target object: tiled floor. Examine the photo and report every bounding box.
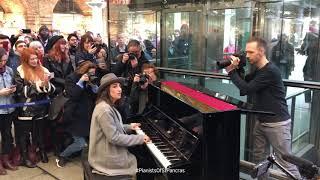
[1,153,83,180]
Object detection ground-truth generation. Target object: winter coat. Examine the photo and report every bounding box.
[89,101,144,176]
[15,66,55,120]
[63,73,96,137]
[43,55,73,94]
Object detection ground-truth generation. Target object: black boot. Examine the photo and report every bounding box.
[40,151,48,163]
[21,151,36,168]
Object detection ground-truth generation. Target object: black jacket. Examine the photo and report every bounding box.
[63,73,96,137]
[112,52,149,95]
[75,50,95,66]
[43,55,74,95]
[15,66,55,120]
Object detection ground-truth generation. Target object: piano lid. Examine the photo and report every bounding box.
[161,81,238,113]
[183,83,253,110]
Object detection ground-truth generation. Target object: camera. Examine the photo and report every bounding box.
[216,51,247,69]
[139,73,150,85]
[22,29,31,34]
[87,72,99,85]
[128,53,136,61]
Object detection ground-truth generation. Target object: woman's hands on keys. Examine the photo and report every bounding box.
[130,123,141,130]
[143,135,151,144]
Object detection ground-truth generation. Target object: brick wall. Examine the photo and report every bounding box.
[0,0,93,32]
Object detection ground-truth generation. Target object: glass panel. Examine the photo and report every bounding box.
[206,8,252,73]
[286,87,312,153]
[108,4,158,63]
[162,10,202,70]
[260,1,320,81]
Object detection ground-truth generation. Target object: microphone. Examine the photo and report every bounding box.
[282,154,320,179]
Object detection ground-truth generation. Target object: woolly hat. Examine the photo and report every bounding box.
[38,25,49,33]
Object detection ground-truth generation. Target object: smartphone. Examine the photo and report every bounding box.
[9,85,17,89]
[22,29,31,34]
[1,41,9,52]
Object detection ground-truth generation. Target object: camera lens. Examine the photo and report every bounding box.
[139,74,149,85]
[128,53,136,60]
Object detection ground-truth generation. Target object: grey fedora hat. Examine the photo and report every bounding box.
[97,73,124,94]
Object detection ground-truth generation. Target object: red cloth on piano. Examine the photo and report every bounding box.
[162,81,237,111]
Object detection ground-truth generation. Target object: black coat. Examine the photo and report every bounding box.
[112,52,149,95]
[63,73,96,137]
[43,56,73,95]
[75,50,95,66]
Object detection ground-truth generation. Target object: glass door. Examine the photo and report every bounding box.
[161,8,204,71]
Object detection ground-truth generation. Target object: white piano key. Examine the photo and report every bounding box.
[135,129,172,168]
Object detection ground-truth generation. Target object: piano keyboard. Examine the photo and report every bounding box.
[135,128,181,168]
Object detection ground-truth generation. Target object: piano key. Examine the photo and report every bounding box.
[135,129,172,168]
[159,148,171,151]
[154,142,165,145]
[155,144,167,148]
[166,155,177,158]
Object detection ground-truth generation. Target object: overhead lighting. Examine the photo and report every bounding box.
[86,0,106,9]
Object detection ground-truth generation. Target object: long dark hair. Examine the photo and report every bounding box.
[79,34,93,52]
[96,84,123,107]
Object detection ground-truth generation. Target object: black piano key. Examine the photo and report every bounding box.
[169,159,181,163]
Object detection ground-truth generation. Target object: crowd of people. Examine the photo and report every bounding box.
[0,24,159,179]
[0,23,309,180]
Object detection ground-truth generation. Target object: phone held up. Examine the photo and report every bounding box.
[22,29,32,34]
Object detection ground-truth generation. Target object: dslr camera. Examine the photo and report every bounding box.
[87,72,99,85]
[128,53,136,61]
[216,51,247,69]
[138,73,150,85]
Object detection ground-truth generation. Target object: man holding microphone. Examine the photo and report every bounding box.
[225,37,301,179]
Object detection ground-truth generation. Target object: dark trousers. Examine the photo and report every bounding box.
[92,173,132,180]
[0,113,15,154]
[14,119,47,152]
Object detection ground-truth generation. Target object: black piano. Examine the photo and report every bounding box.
[133,81,244,180]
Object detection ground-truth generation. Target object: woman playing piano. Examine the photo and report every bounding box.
[89,73,150,180]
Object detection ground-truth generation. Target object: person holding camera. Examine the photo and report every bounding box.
[225,37,301,179]
[130,64,159,115]
[95,46,110,82]
[0,47,18,175]
[56,61,98,168]
[113,39,149,95]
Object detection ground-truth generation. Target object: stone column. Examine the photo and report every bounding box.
[86,0,106,36]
